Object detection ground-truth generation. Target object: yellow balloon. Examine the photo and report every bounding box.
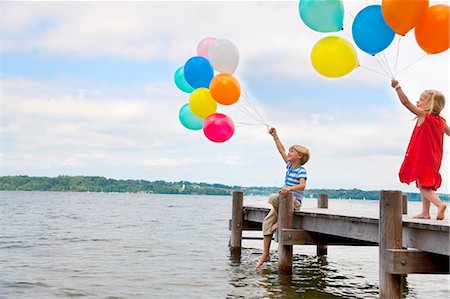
[189,88,217,119]
[311,36,359,78]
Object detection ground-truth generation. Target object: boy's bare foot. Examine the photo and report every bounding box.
[413,213,431,219]
[437,204,447,220]
[256,255,270,269]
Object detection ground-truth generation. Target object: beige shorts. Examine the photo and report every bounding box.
[262,193,301,236]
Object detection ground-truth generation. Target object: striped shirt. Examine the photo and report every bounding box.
[284,162,307,202]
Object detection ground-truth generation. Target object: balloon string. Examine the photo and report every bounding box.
[241,89,270,127]
[372,55,392,78]
[359,65,392,79]
[396,54,427,75]
[237,102,265,125]
[393,35,403,78]
[380,52,395,78]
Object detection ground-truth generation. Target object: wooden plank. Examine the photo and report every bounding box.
[281,229,377,246]
[295,213,379,243]
[386,249,450,274]
[402,226,450,256]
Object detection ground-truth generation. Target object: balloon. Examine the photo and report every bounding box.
[174,67,195,93]
[299,0,344,33]
[208,39,239,74]
[311,36,359,78]
[179,103,204,130]
[189,88,217,119]
[209,74,241,105]
[183,56,214,89]
[197,37,217,59]
[352,5,395,55]
[382,0,429,36]
[415,5,449,54]
[203,113,235,143]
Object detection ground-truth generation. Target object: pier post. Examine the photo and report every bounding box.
[317,194,328,256]
[230,191,244,256]
[379,190,403,299]
[402,194,408,215]
[278,192,294,274]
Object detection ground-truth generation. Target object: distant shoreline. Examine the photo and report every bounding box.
[1,175,449,202]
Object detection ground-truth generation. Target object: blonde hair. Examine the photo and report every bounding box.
[423,90,445,115]
[290,145,310,165]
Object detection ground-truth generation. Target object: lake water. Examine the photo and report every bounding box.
[0,191,449,299]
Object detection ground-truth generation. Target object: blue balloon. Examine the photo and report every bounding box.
[352,5,395,55]
[299,0,344,33]
[183,56,214,89]
[179,103,204,130]
[174,66,195,93]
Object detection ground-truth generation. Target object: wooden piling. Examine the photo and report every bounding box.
[379,190,403,299]
[317,194,329,256]
[230,191,244,256]
[278,192,294,274]
[402,194,408,215]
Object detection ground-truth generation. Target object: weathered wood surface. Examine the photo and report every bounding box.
[242,205,450,256]
[277,193,293,274]
[379,190,403,299]
[229,191,243,254]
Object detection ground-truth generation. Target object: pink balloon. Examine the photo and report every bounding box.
[197,37,217,59]
[203,113,235,143]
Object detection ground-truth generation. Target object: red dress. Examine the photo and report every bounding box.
[399,113,446,190]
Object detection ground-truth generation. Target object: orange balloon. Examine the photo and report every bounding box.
[209,73,240,105]
[415,5,449,54]
[382,0,429,36]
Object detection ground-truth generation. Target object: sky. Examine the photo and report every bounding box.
[2,1,449,193]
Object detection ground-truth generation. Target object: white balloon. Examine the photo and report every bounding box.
[208,39,239,74]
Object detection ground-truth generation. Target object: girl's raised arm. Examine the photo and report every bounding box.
[391,80,425,118]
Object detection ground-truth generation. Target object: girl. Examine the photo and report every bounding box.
[392,79,449,220]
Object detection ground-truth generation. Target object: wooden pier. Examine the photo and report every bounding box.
[229,190,449,299]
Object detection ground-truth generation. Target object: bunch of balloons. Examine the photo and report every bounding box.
[299,0,449,78]
[174,37,240,143]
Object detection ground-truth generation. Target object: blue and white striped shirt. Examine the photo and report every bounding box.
[284,162,307,202]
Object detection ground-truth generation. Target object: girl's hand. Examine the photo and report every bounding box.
[391,79,399,88]
[269,127,277,136]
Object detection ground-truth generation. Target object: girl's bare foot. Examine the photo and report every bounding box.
[413,213,431,219]
[437,204,447,220]
[256,255,270,269]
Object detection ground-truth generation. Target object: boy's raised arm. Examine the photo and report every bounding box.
[269,127,288,162]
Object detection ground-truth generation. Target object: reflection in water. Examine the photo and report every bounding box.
[228,249,379,299]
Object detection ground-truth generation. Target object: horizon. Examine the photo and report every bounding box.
[2,1,449,194]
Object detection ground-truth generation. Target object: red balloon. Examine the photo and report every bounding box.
[415,5,449,54]
[203,113,234,143]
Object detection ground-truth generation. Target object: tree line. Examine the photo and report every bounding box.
[1,175,448,201]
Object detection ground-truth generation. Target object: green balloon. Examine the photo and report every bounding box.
[179,103,204,130]
[299,0,344,33]
[174,67,195,93]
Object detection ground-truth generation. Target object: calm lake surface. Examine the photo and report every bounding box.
[1,191,449,299]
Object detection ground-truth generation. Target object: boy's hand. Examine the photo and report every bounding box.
[269,127,277,137]
[391,79,399,88]
[279,187,290,195]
